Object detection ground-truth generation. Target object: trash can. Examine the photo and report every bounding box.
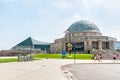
[62,51,66,59]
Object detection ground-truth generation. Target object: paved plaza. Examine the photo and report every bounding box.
[0,59,120,80]
[63,63,120,80]
[0,59,73,80]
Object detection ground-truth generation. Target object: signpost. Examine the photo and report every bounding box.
[62,51,66,59]
[64,30,76,64]
[74,51,76,64]
[67,43,72,56]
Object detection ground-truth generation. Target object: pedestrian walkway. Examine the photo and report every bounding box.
[76,60,120,64]
[0,59,120,80]
[0,59,73,80]
[63,62,120,80]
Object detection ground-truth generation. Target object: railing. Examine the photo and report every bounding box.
[101,49,120,60]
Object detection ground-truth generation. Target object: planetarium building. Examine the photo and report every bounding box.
[50,20,116,53]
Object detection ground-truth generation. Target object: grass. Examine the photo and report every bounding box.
[33,53,93,60]
[0,57,41,63]
[0,58,18,63]
[0,53,93,63]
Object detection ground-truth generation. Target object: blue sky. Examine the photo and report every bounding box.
[0,0,120,50]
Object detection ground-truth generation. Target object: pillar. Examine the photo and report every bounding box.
[98,40,102,54]
[84,39,92,53]
[109,41,114,50]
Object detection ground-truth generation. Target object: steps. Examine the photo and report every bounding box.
[93,49,120,60]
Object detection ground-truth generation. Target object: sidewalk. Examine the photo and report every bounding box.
[0,59,73,80]
[0,59,120,80]
[75,60,120,64]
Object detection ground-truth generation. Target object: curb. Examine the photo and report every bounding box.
[62,69,74,80]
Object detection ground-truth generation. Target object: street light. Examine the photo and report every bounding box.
[67,32,76,64]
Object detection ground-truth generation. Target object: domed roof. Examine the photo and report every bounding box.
[68,20,101,33]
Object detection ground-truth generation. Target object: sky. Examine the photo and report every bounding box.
[0,0,120,50]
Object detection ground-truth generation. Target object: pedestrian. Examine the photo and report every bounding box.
[98,54,102,62]
[118,54,120,60]
[116,53,119,60]
[113,55,116,62]
[93,54,97,62]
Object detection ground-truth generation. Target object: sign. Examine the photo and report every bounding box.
[67,43,72,51]
[62,51,66,58]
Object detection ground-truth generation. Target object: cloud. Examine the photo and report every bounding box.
[104,0,120,12]
[0,0,15,3]
[102,25,120,41]
[0,0,43,5]
[1,0,119,12]
[61,13,81,29]
[52,0,120,12]
[52,1,73,9]
[52,0,102,9]
[21,0,43,5]
[85,0,120,13]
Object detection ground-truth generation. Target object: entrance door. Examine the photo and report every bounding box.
[92,41,99,49]
[73,42,84,52]
[102,42,109,49]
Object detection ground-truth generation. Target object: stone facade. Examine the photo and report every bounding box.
[50,32,116,53]
[50,20,117,53]
[50,38,64,53]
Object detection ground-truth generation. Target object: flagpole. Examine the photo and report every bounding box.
[70,32,75,64]
[71,32,76,64]
[64,30,75,64]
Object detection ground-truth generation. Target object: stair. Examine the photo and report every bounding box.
[93,49,120,60]
[101,50,113,60]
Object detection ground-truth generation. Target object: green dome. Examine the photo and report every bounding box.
[68,20,101,33]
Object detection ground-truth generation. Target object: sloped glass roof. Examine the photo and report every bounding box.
[31,38,50,45]
[68,20,101,33]
[14,37,50,47]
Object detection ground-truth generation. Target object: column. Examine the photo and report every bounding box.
[84,39,92,53]
[109,41,114,49]
[98,40,102,54]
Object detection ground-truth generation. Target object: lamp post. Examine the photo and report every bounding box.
[29,46,32,61]
[66,31,72,56]
[45,48,48,59]
[64,30,76,63]
[67,32,76,64]
[73,43,76,64]
[98,40,101,55]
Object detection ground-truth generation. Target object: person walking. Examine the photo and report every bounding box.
[93,54,97,62]
[99,54,102,62]
[113,55,116,62]
[116,53,120,60]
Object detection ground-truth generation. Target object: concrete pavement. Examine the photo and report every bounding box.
[63,63,120,80]
[0,59,120,80]
[0,59,74,80]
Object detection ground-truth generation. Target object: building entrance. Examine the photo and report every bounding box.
[102,42,109,49]
[73,42,84,52]
[92,41,99,49]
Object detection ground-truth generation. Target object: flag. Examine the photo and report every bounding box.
[64,30,69,34]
